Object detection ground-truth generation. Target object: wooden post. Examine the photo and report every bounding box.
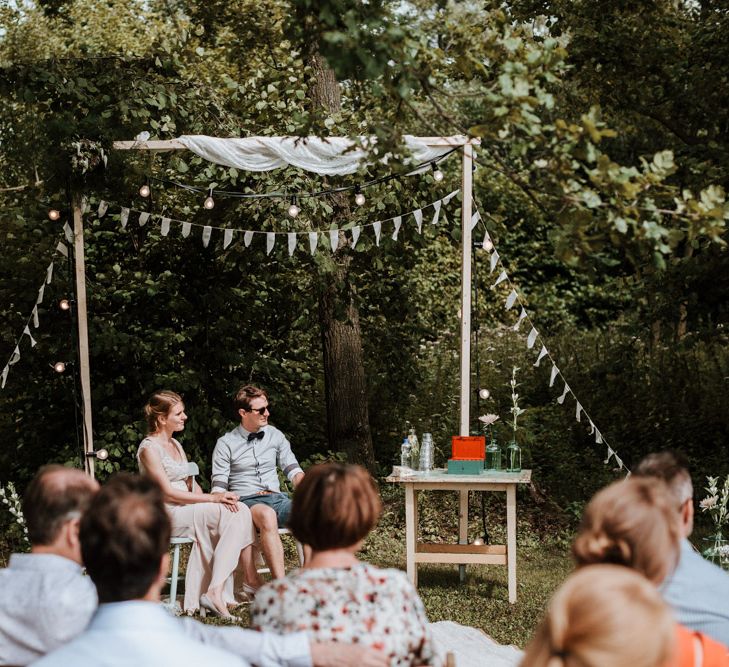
[506,484,517,603]
[459,145,473,437]
[72,193,95,477]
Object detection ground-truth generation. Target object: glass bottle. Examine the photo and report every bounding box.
[400,438,411,468]
[485,437,501,471]
[419,432,433,471]
[408,428,420,471]
[506,441,522,472]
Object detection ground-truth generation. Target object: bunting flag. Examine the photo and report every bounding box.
[351,226,361,248]
[329,229,338,253]
[63,222,73,243]
[604,446,615,464]
[413,208,423,233]
[392,216,402,240]
[287,233,297,257]
[98,200,108,218]
[431,201,442,226]
[138,212,150,227]
[244,231,254,247]
[470,210,481,231]
[309,232,318,255]
[202,226,212,248]
[223,228,234,249]
[471,197,630,477]
[373,221,382,246]
[1,240,67,392]
[266,232,275,255]
[120,208,130,228]
[181,222,191,238]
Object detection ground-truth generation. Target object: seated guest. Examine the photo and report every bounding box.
[252,463,439,666]
[0,467,387,667]
[138,390,261,617]
[33,473,246,667]
[572,477,729,666]
[635,451,729,646]
[520,564,675,667]
[212,385,305,580]
[0,466,98,666]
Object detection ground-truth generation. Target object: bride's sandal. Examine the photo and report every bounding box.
[199,593,234,619]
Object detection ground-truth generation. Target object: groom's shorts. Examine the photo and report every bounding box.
[239,491,292,528]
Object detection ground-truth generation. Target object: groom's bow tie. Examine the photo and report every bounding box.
[247,431,265,442]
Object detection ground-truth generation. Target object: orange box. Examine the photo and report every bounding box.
[451,435,485,460]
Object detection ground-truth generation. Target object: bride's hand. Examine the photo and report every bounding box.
[211,491,240,512]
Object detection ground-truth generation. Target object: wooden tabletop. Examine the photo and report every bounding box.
[385,468,532,484]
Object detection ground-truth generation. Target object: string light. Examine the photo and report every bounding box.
[203,188,215,210]
[139,178,151,198]
[53,361,66,373]
[58,298,71,311]
[432,162,444,182]
[287,196,300,218]
[478,388,490,400]
[354,186,365,207]
[48,209,61,221]
[86,448,109,461]
[483,238,494,252]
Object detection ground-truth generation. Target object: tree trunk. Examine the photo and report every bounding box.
[309,53,376,471]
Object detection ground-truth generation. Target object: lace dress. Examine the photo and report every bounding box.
[137,437,255,612]
[252,562,440,666]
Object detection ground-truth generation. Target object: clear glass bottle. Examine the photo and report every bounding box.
[418,432,433,471]
[408,428,420,470]
[485,437,501,471]
[400,437,411,468]
[506,441,522,472]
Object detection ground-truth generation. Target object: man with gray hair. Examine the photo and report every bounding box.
[635,451,729,646]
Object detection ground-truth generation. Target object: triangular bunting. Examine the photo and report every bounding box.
[32,306,39,328]
[431,201,442,225]
[223,228,234,249]
[490,251,500,274]
[287,233,297,257]
[557,382,570,404]
[534,346,548,367]
[492,270,507,288]
[266,232,275,255]
[614,455,623,470]
[513,308,527,331]
[526,327,538,349]
[549,365,559,387]
[575,401,582,422]
[120,208,130,229]
[1,365,8,389]
[244,231,254,247]
[505,289,518,311]
[138,212,150,227]
[309,232,318,255]
[181,222,191,238]
[392,216,402,240]
[46,262,54,284]
[22,325,37,348]
[56,242,68,258]
[595,429,603,444]
[202,226,212,248]
[470,210,481,231]
[8,346,20,366]
[161,218,171,237]
[329,229,339,253]
[98,200,108,218]
[63,222,73,243]
[36,284,45,305]
[482,231,492,250]
[351,226,361,248]
[413,209,423,233]
[588,421,595,435]
[373,221,382,246]
[443,190,459,205]
[604,446,615,464]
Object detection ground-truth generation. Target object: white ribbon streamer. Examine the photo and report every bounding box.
[505,290,518,311]
[287,233,297,257]
[413,209,423,233]
[181,222,191,238]
[329,229,339,253]
[392,216,402,240]
[309,232,318,255]
[223,228,234,249]
[244,231,254,247]
[526,327,538,349]
[120,208,130,228]
[534,346,548,367]
[373,221,382,246]
[492,270,507,288]
[138,212,150,227]
[351,226,361,248]
[202,226,212,248]
[557,382,570,404]
[161,218,171,237]
[266,232,275,255]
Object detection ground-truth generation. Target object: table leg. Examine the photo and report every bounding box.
[506,484,517,603]
[459,489,468,583]
[405,485,417,587]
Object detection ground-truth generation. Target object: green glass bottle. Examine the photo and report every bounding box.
[506,441,522,472]
[485,437,501,471]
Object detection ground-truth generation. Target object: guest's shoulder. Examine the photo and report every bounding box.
[359,563,414,589]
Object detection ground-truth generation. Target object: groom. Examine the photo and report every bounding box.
[212,385,304,580]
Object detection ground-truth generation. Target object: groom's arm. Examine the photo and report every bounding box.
[211,437,231,494]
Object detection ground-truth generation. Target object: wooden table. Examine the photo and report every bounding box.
[385,469,532,603]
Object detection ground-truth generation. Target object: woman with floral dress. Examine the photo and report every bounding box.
[251,463,439,666]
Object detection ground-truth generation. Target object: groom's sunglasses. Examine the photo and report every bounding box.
[247,404,270,415]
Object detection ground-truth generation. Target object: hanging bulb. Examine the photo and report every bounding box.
[432,162,444,182]
[96,448,109,461]
[203,188,215,210]
[48,209,61,221]
[478,388,491,400]
[53,361,66,373]
[288,196,300,218]
[472,536,485,546]
[139,179,151,198]
[354,186,365,206]
[59,298,71,311]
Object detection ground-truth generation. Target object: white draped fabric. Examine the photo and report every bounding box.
[176,135,454,175]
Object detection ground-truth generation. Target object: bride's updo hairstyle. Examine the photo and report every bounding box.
[143,390,183,434]
[572,477,681,584]
[520,565,674,667]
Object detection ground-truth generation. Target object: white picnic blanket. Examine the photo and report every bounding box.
[429,621,523,667]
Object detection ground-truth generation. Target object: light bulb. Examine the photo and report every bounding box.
[53,361,66,373]
[478,388,490,400]
[472,537,485,546]
[203,189,215,210]
[48,209,61,221]
[139,183,151,198]
[288,197,300,218]
[431,162,444,182]
[354,188,365,206]
[95,448,109,461]
[483,239,494,252]
[59,298,71,311]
